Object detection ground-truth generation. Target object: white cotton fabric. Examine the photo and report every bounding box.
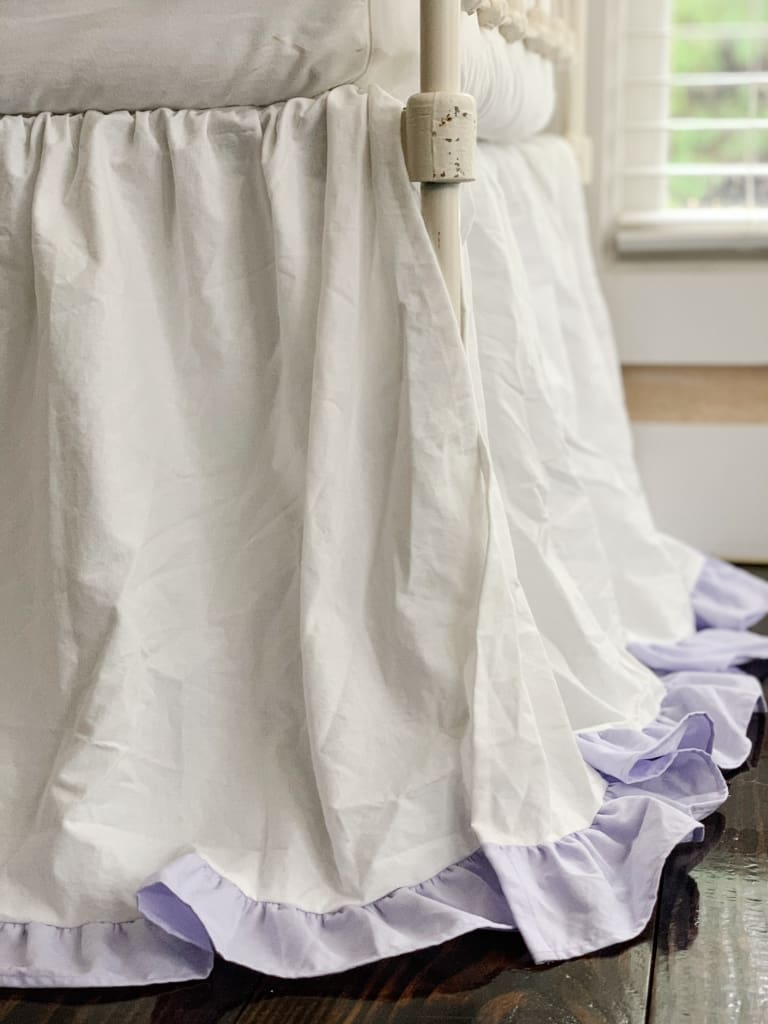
[0,87,609,931]
[0,2,554,145]
[461,147,669,735]
[485,137,702,643]
[515,137,705,611]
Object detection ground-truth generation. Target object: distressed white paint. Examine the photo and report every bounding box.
[403,91,477,183]
[409,0,475,321]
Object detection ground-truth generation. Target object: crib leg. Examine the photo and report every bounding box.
[403,0,476,325]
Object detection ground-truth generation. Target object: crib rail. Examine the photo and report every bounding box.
[561,0,592,182]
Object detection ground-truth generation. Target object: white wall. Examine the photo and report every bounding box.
[633,425,768,563]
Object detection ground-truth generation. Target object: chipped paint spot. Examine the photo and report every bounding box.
[403,91,476,184]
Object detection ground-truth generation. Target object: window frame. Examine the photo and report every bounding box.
[614,0,768,255]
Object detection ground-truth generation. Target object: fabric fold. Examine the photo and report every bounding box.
[692,557,768,631]
[632,630,768,676]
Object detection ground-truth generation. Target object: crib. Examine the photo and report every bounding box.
[2,0,767,992]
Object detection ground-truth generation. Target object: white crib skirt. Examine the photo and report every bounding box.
[0,86,766,986]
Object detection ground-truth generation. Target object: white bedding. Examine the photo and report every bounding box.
[0,1,554,143]
[466,138,702,647]
[0,87,605,930]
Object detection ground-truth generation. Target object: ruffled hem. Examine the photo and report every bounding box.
[1,559,765,985]
[631,629,768,677]
[691,557,768,632]
[1,644,764,985]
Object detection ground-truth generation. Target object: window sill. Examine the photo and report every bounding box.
[615,213,768,257]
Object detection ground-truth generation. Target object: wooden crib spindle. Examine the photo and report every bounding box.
[403,0,477,325]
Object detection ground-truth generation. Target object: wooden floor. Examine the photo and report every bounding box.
[1,582,767,1024]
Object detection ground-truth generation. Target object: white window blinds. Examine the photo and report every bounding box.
[620,0,768,232]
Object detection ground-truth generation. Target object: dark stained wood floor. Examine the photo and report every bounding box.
[2,576,767,1024]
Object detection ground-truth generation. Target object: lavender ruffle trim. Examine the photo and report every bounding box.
[1,559,766,986]
[632,558,768,680]
[691,555,768,631]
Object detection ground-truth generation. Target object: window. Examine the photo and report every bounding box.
[617,0,768,251]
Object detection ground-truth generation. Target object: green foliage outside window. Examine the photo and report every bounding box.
[667,0,768,208]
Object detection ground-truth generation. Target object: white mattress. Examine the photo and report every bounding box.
[0,1,555,142]
[0,0,371,115]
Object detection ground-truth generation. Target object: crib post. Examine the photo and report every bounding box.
[565,0,592,182]
[403,0,476,324]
